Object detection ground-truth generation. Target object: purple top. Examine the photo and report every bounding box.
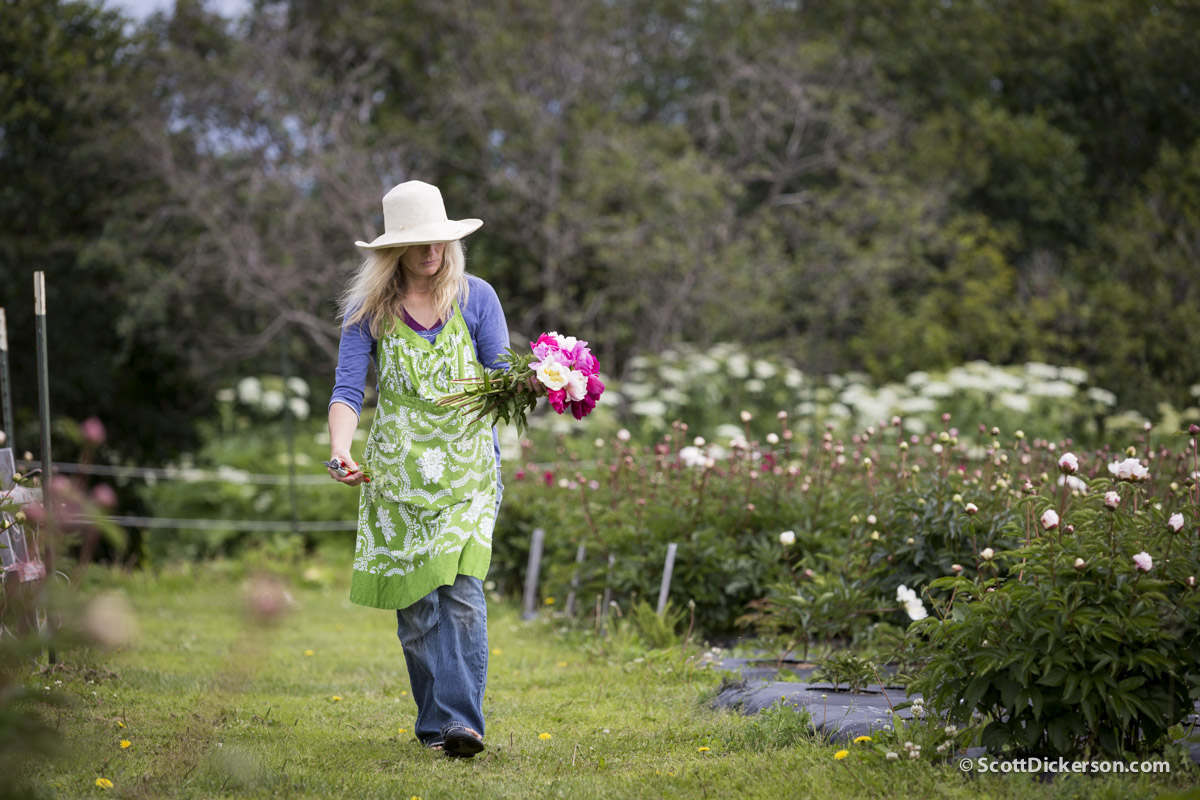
[329,274,510,417]
[402,307,440,332]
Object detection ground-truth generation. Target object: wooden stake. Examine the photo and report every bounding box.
[521,528,545,620]
[656,542,678,615]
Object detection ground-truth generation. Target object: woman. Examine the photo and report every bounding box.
[327,180,509,758]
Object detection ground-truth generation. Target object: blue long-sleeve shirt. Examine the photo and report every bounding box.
[329,274,510,471]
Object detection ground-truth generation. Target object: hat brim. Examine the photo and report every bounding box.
[355,219,482,249]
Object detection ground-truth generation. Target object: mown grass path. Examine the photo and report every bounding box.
[22,558,1197,799]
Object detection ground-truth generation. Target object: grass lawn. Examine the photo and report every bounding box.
[15,554,1200,799]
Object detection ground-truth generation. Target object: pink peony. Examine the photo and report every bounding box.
[1040,509,1059,530]
[1104,491,1120,510]
[1133,551,1153,572]
[1057,452,1079,474]
[1168,513,1184,533]
[564,370,589,402]
[547,388,567,414]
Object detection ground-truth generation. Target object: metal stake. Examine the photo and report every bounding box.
[0,308,13,450]
[521,527,545,620]
[656,542,678,615]
[565,544,586,617]
[34,272,55,664]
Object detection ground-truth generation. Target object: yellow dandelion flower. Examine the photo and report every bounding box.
[410,796,421,800]
[854,735,872,743]
[544,597,555,605]
[95,778,113,789]
[557,661,568,668]
[119,740,131,749]
[834,749,849,760]
[401,690,408,696]
[697,746,710,752]
[304,649,314,657]
[116,721,125,729]
[492,648,502,655]
[398,728,406,734]
[539,732,552,740]
[331,696,342,702]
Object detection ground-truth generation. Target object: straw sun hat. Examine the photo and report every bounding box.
[355,180,483,249]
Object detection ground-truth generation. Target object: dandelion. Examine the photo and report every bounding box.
[331,696,342,702]
[557,661,568,667]
[492,648,502,655]
[834,750,849,760]
[544,597,555,605]
[1040,509,1060,530]
[854,735,872,743]
[1168,513,1184,533]
[95,778,114,789]
[1133,552,1153,572]
[119,740,131,749]
[697,746,711,752]
[116,721,124,728]
[539,732,552,740]
[401,690,407,696]
[304,649,315,657]
[398,728,406,734]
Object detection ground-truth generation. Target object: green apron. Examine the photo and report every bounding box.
[349,302,497,610]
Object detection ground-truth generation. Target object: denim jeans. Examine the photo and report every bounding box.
[394,478,501,745]
[396,573,489,744]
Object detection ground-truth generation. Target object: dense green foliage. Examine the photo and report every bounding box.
[3,0,1200,471]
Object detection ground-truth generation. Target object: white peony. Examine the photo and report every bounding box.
[536,361,569,391]
[564,369,588,402]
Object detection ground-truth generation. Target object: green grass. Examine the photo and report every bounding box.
[15,555,1200,799]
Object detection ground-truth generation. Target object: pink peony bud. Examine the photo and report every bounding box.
[1064,524,1075,535]
[1133,552,1153,572]
[1190,424,1200,435]
[91,483,118,509]
[951,564,963,574]
[1104,491,1120,510]
[1040,509,1060,530]
[1167,513,1184,533]
[980,547,994,561]
[1074,558,1086,570]
[81,416,107,446]
[965,503,978,515]
[1057,452,1079,474]
[1188,576,1196,587]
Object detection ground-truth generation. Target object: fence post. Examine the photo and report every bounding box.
[601,552,615,620]
[565,544,586,617]
[34,272,56,664]
[656,542,678,615]
[0,308,13,449]
[521,527,545,620]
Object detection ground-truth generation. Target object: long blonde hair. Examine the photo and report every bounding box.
[340,240,470,338]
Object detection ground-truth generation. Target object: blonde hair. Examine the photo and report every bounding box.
[340,240,470,338]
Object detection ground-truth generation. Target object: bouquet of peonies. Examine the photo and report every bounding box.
[438,331,605,433]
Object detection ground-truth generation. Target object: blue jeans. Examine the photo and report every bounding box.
[394,479,500,745]
[396,573,489,744]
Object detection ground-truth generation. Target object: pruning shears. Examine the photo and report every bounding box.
[323,459,355,478]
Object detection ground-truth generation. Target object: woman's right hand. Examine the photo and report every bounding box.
[329,449,365,486]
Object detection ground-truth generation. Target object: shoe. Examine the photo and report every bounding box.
[442,725,484,757]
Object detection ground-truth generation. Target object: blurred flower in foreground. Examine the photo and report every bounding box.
[244,576,294,624]
[82,593,137,649]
